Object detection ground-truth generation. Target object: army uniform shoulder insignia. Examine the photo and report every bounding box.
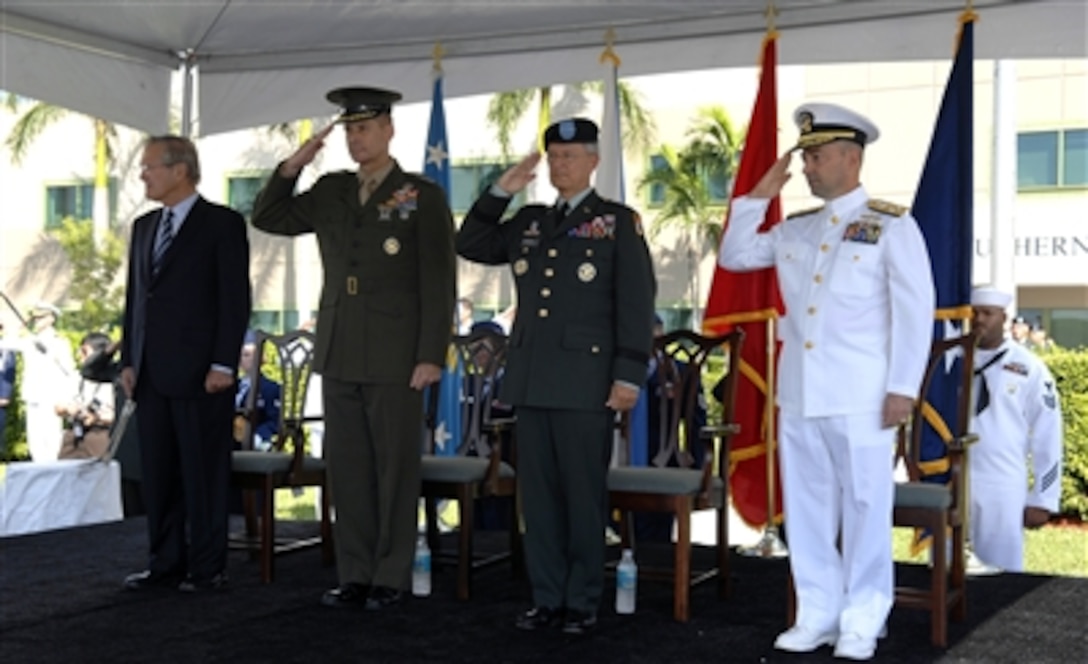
[786,205,824,220]
[632,211,644,236]
[867,199,908,217]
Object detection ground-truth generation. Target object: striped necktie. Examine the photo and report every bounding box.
[152,209,174,274]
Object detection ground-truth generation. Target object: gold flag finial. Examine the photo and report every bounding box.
[432,41,445,72]
[764,1,778,33]
[600,27,621,68]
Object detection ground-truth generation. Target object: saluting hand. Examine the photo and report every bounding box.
[496,153,541,195]
[280,123,336,178]
[749,152,793,200]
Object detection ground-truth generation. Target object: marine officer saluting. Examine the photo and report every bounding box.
[457,118,656,634]
[251,86,456,611]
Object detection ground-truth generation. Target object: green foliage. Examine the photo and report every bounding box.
[1041,348,1088,520]
[51,218,125,332]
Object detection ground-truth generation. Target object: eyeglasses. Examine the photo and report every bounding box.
[139,162,174,173]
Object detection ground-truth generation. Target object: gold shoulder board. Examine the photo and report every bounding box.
[786,205,824,220]
[867,199,908,217]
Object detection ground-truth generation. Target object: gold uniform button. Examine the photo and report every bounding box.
[813,274,822,284]
[831,215,840,225]
[591,345,600,354]
[541,287,551,298]
[548,248,558,258]
[807,306,817,315]
[804,341,814,350]
[544,268,555,277]
[538,308,549,318]
[820,243,829,252]
[586,249,594,257]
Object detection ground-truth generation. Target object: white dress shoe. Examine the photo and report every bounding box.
[834,633,877,661]
[774,625,838,652]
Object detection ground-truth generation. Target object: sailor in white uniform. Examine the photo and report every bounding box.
[968,286,1063,572]
[719,102,934,661]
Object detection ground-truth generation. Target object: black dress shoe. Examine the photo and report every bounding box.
[178,572,229,592]
[515,606,563,630]
[321,582,371,608]
[123,570,183,591]
[364,586,402,611]
[562,610,598,635]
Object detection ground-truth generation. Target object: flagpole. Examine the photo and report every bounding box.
[738,316,787,557]
[737,0,788,560]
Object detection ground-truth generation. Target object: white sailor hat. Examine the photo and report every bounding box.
[793,102,880,150]
[970,286,1013,309]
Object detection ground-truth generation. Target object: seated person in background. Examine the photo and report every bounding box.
[234,331,281,450]
[57,332,116,459]
[465,319,515,530]
[635,316,708,542]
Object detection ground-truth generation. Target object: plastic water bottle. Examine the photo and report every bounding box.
[412,534,431,597]
[615,548,637,614]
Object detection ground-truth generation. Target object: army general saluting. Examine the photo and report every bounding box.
[719,104,934,660]
[251,87,456,610]
[457,118,656,634]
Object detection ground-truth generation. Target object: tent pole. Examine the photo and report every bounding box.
[180,53,196,138]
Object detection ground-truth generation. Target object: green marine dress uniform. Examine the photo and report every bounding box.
[252,162,456,591]
[457,188,656,616]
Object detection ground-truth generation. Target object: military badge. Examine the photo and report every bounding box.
[842,220,883,244]
[568,214,615,239]
[525,221,541,236]
[577,262,597,282]
[378,184,419,221]
[1043,381,1056,409]
[513,258,529,276]
[633,212,644,236]
[1003,361,1028,376]
[383,237,401,255]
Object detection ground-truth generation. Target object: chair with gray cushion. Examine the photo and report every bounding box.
[231,329,332,583]
[892,332,977,646]
[420,328,520,600]
[608,328,743,622]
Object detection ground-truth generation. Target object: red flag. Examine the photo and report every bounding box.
[702,33,784,528]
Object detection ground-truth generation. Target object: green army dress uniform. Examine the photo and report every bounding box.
[457,188,656,616]
[252,162,456,591]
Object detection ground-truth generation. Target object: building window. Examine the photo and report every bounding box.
[227,173,270,221]
[1017,128,1088,190]
[647,154,669,207]
[44,180,117,229]
[450,161,525,214]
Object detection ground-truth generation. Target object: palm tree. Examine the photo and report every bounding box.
[5,95,117,246]
[637,105,742,324]
[486,81,655,162]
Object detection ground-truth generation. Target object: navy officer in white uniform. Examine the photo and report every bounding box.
[719,103,934,661]
[968,286,1063,572]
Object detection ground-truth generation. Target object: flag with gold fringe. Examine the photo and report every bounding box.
[910,9,976,551]
[702,31,784,527]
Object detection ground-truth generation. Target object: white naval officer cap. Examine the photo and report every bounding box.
[970,286,1013,309]
[793,102,880,150]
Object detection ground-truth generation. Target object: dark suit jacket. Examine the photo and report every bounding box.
[251,162,456,383]
[456,190,656,411]
[121,197,252,394]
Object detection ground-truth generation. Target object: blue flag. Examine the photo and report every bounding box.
[431,346,463,457]
[423,71,450,200]
[912,14,974,484]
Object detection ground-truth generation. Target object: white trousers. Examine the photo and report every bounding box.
[780,411,895,639]
[25,402,63,461]
[969,474,1026,571]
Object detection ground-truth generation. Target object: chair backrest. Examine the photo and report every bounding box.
[897,332,976,484]
[242,329,317,464]
[644,329,743,472]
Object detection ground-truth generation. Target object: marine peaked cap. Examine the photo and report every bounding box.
[327,86,403,122]
[543,118,599,148]
[793,102,880,149]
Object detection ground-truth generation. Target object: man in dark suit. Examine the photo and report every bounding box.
[120,135,252,592]
[457,118,656,634]
[251,87,456,610]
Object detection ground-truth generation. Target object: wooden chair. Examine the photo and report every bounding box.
[892,332,977,646]
[608,329,743,622]
[231,329,332,583]
[420,328,520,600]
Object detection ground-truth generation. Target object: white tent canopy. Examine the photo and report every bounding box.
[1,0,1085,136]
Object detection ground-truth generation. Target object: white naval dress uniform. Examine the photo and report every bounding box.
[720,185,934,640]
[970,340,1063,571]
[17,331,75,461]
